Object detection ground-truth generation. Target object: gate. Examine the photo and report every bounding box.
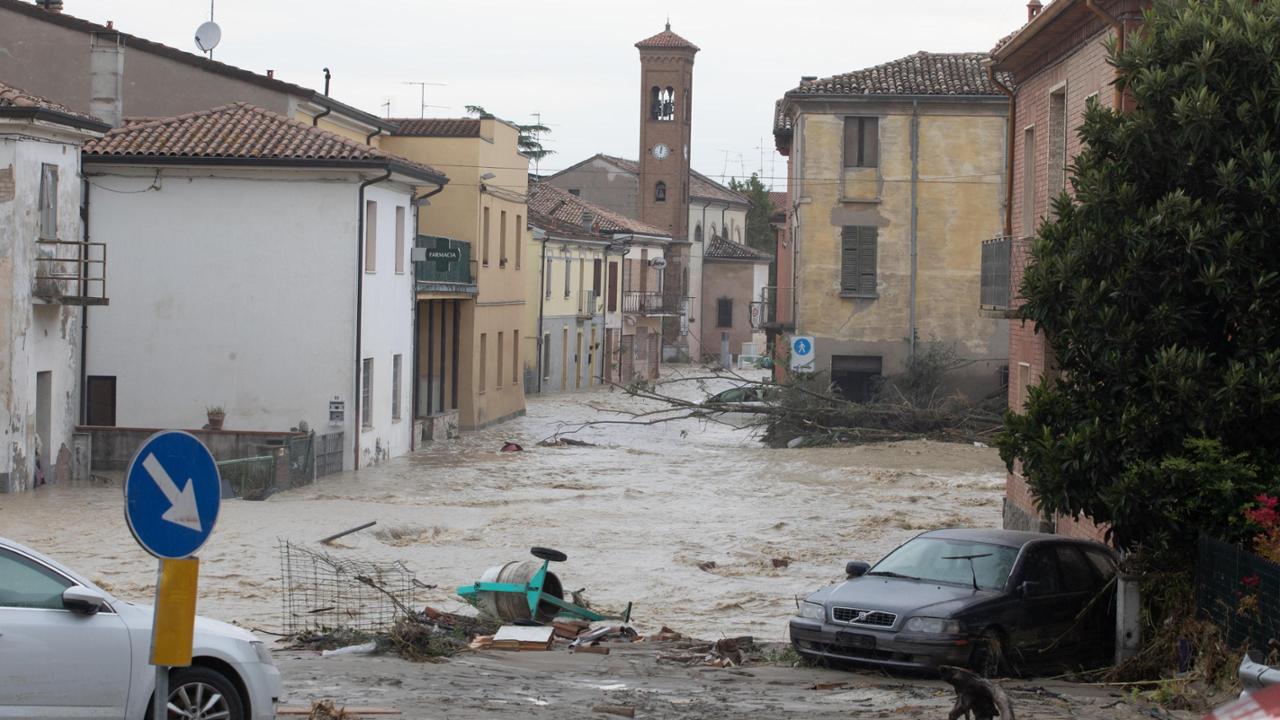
[286,432,315,486]
[315,431,344,477]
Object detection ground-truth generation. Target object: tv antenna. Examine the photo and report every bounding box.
[194,1,220,59]
[403,81,447,118]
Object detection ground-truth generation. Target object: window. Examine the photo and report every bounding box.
[391,354,402,420]
[716,298,733,327]
[607,262,618,312]
[85,375,116,426]
[734,227,742,243]
[651,86,675,121]
[563,254,571,298]
[694,224,703,243]
[843,117,879,168]
[479,334,487,392]
[1048,88,1067,204]
[482,207,490,266]
[515,215,523,269]
[710,223,718,240]
[1018,547,1062,595]
[0,548,71,610]
[542,333,552,380]
[832,355,882,402]
[38,164,58,239]
[497,332,505,388]
[361,358,374,428]
[1017,362,1031,410]
[512,330,519,385]
[364,200,377,273]
[1055,545,1099,590]
[840,225,878,296]
[654,181,666,202]
[683,88,690,124]
[394,206,406,274]
[500,210,508,267]
[1022,126,1036,234]
[592,258,602,294]
[545,257,553,298]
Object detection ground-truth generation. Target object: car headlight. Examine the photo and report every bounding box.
[797,600,825,621]
[251,640,274,665]
[904,616,961,634]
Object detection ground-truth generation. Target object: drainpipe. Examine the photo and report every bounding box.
[986,61,1016,238]
[365,126,382,145]
[79,160,91,424]
[313,70,333,127]
[908,100,920,360]
[1085,0,1126,111]
[408,184,445,450]
[353,169,392,470]
[536,231,548,393]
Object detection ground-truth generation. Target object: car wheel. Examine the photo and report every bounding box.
[151,666,245,720]
[970,629,1006,678]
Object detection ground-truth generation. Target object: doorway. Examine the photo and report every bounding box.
[35,371,51,482]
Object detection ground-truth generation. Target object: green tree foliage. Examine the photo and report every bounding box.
[996,0,1280,558]
[464,105,553,161]
[728,174,775,255]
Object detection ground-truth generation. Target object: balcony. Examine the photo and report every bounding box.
[753,286,795,330]
[622,290,683,316]
[32,240,108,306]
[413,236,477,297]
[980,235,1030,317]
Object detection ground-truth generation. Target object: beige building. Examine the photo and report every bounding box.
[773,52,1009,400]
[381,117,527,433]
[700,237,771,362]
[0,0,392,141]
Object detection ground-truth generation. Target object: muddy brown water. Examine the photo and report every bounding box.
[0,369,1005,640]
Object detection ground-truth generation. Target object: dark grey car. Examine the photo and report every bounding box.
[789,528,1118,676]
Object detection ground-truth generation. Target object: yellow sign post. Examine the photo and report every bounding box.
[151,557,200,666]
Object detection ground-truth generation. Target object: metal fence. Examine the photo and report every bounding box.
[315,431,344,478]
[1196,536,1280,652]
[279,540,418,635]
[285,433,314,486]
[217,456,275,500]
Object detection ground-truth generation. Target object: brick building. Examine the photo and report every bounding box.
[985,0,1147,540]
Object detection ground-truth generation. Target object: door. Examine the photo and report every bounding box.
[0,548,132,718]
[1009,543,1078,670]
[575,332,583,389]
[35,371,51,480]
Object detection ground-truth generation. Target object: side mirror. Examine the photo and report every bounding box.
[1018,580,1043,598]
[845,561,871,578]
[62,585,106,615]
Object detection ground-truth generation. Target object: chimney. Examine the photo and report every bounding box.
[580,211,594,232]
[35,0,63,12]
[1027,0,1042,20]
[267,69,275,79]
[90,32,124,127]
[105,20,113,29]
[800,75,816,83]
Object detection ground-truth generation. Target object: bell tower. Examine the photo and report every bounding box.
[636,23,697,292]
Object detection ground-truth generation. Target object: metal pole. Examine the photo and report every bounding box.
[153,561,167,720]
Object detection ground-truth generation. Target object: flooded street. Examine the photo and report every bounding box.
[0,369,1004,640]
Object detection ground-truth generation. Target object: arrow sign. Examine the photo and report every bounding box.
[125,431,221,560]
[142,454,202,532]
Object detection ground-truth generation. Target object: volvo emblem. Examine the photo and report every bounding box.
[854,611,870,623]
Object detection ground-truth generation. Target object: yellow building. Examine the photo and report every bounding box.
[381,116,528,433]
[773,52,1009,400]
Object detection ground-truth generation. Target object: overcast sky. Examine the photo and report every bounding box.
[71,0,1028,188]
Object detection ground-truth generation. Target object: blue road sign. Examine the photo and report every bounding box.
[790,335,816,371]
[124,431,222,559]
[792,337,812,356]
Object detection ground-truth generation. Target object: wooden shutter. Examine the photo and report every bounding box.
[593,259,602,293]
[840,226,877,295]
[843,118,859,168]
[607,262,618,311]
[861,118,879,168]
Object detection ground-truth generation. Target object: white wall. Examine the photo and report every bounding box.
[85,166,416,470]
[356,184,416,466]
[0,125,87,492]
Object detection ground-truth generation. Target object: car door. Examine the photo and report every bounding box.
[0,547,133,719]
[1008,543,1076,670]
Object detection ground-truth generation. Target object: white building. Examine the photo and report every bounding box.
[0,81,109,493]
[81,103,447,470]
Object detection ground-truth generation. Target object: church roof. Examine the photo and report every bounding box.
[635,23,699,52]
[528,182,670,238]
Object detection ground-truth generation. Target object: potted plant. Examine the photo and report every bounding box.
[206,405,226,431]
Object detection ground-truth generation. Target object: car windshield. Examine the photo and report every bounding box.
[868,538,1019,591]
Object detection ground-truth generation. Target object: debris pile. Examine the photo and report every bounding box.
[469,618,640,656]
[652,630,762,668]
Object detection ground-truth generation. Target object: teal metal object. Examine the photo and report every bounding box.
[457,547,632,624]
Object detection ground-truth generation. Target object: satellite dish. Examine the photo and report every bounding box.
[194,21,221,53]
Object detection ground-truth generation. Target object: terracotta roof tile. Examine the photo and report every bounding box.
[787,52,1006,97]
[84,103,445,180]
[0,78,106,127]
[591,153,749,206]
[705,236,772,262]
[390,118,481,137]
[528,182,669,238]
[635,23,699,52]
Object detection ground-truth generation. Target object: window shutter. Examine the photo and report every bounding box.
[840,226,859,292]
[858,226,877,295]
[861,118,879,168]
[842,118,859,168]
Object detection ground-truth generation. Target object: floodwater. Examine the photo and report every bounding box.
[0,368,1006,641]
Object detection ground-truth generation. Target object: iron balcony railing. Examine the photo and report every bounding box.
[622,290,683,316]
[413,236,477,295]
[32,240,108,305]
[755,286,795,329]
